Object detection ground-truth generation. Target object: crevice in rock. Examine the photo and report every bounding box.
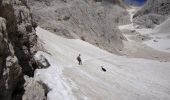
[11,74,25,100]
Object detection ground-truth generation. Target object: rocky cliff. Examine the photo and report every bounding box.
[28,0,130,53]
[0,0,38,77]
[0,0,47,100]
[0,17,22,100]
[133,0,170,28]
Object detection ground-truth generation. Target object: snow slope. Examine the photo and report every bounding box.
[35,27,170,100]
[144,18,170,53]
[119,8,170,53]
[153,17,170,34]
[144,34,170,53]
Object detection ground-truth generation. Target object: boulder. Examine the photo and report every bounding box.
[22,76,47,100]
[34,52,50,69]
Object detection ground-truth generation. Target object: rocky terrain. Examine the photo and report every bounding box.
[0,0,49,100]
[0,16,21,100]
[28,0,130,53]
[0,0,131,100]
[133,0,170,28]
[1,0,170,100]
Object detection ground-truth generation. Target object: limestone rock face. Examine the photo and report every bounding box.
[0,17,22,100]
[22,76,47,100]
[0,0,38,76]
[28,0,130,53]
[0,0,42,100]
[133,0,170,28]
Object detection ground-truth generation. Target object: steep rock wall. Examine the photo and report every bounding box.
[0,17,21,100]
[0,0,47,100]
[0,0,38,77]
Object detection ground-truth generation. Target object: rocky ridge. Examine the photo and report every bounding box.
[133,0,170,28]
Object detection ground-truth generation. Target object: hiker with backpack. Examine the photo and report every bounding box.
[77,54,82,65]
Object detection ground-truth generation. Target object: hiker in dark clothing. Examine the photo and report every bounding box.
[77,54,82,65]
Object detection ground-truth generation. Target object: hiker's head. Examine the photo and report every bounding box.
[79,54,81,56]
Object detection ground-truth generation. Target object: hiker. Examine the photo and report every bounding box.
[77,54,82,65]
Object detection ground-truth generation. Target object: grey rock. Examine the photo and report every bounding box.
[0,0,39,77]
[22,76,47,100]
[34,53,50,69]
[0,17,22,100]
[28,0,130,53]
[0,0,41,100]
[133,0,170,28]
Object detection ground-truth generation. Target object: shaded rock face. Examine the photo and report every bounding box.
[0,17,21,100]
[29,0,129,53]
[0,0,45,100]
[0,0,38,77]
[133,0,170,28]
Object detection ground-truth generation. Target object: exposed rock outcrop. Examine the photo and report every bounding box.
[34,52,50,69]
[22,76,47,100]
[0,0,46,100]
[133,0,170,28]
[0,0,38,77]
[28,0,130,53]
[0,17,22,100]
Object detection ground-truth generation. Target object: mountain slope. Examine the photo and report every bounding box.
[35,27,170,100]
[143,17,170,53]
[28,0,130,53]
[133,0,170,28]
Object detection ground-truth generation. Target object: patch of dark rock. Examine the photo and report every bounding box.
[12,75,25,100]
[63,16,70,21]
[94,0,102,2]
[25,24,33,33]
[81,36,86,41]
[62,0,67,3]
[153,40,158,42]
[131,30,136,33]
